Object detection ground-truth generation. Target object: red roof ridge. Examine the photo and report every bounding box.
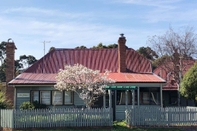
[54,47,134,51]
[109,72,153,74]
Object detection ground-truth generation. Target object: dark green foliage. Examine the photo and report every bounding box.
[0,41,38,82]
[152,55,171,70]
[0,42,6,82]
[0,63,6,82]
[75,45,87,49]
[20,101,47,110]
[107,44,118,48]
[19,55,37,66]
[0,91,10,109]
[15,60,23,72]
[32,101,47,109]
[180,62,197,102]
[0,102,7,109]
[0,42,6,64]
[75,43,121,49]
[20,101,35,109]
[91,43,128,49]
[137,46,158,61]
[92,43,107,49]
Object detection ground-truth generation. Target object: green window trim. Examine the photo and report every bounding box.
[105,85,136,90]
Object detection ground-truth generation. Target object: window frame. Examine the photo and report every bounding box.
[52,91,63,105]
[116,90,133,105]
[31,90,40,103]
[40,90,51,105]
[64,91,74,105]
[140,87,160,105]
[30,90,74,106]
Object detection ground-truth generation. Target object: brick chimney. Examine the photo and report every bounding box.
[6,39,16,107]
[118,34,127,72]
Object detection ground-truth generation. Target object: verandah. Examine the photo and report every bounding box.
[104,85,163,108]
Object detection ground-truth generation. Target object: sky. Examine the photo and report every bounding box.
[0,0,197,60]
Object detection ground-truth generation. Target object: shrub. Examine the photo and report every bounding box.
[32,101,47,109]
[20,101,47,110]
[0,102,7,109]
[0,91,11,109]
[20,101,35,109]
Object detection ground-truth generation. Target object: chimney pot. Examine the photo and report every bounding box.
[120,33,124,38]
[8,38,14,43]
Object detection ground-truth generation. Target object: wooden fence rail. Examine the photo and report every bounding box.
[0,108,112,129]
[126,106,197,127]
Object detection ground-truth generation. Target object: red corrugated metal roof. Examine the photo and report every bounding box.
[9,73,56,85]
[9,48,166,85]
[108,73,165,83]
[154,60,196,90]
[25,48,152,73]
[9,72,165,85]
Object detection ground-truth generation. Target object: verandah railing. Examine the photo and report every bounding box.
[126,106,197,127]
[0,108,113,129]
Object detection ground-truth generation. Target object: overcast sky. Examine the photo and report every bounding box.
[0,0,197,60]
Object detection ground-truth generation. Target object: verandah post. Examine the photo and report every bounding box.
[108,89,113,122]
[160,84,163,107]
[137,86,140,106]
[103,90,106,108]
[132,90,135,106]
[108,90,112,109]
[125,90,128,109]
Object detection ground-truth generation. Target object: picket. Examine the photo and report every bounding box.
[0,109,13,128]
[126,106,197,127]
[0,108,112,129]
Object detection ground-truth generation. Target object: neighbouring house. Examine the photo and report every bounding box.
[154,60,196,107]
[7,34,165,120]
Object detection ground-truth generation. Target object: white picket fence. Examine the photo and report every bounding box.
[0,108,113,129]
[126,106,197,127]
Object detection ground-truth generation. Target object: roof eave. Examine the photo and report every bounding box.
[9,83,56,86]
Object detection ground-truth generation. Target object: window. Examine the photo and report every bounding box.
[31,91,39,102]
[140,87,160,105]
[169,91,178,105]
[64,91,72,104]
[142,92,149,104]
[30,90,73,105]
[150,92,159,105]
[117,90,132,105]
[52,91,63,105]
[40,91,51,105]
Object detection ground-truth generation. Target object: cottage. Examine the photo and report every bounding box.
[7,34,165,120]
[154,60,196,107]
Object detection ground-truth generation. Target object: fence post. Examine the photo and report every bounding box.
[125,108,132,127]
[11,109,14,129]
[108,107,113,126]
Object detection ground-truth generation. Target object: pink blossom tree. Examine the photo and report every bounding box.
[54,64,115,108]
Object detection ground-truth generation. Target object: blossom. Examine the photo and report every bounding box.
[54,64,115,107]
